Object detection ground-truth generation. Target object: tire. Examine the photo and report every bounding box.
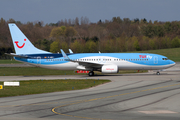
[156,72,160,75]
[88,71,94,76]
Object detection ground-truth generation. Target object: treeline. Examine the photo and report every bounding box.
[0,17,180,57]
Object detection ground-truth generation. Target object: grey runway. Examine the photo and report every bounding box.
[0,65,180,120]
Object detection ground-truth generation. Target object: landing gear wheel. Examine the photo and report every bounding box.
[88,71,94,76]
[156,72,160,75]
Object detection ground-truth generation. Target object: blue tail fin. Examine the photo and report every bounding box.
[8,23,50,55]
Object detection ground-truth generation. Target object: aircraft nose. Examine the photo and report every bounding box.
[169,60,176,66]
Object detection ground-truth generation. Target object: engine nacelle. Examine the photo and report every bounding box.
[101,65,118,74]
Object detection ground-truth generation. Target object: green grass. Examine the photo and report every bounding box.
[0,59,22,64]
[0,67,147,76]
[0,67,81,76]
[131,47,180,62]
[0,79,110,97]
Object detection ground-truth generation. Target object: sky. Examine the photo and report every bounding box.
[0,0,180,24]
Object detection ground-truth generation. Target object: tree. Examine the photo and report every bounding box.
[134,18,139,23]
[75,17,79,26]
[171,37,180,48]
[65,26,77,37]
[112,17,122,24]
[123,18,131,24]
[85,40,97,53]
[149,20,152,24]
[164,22,171,33]
[149,39,156,50]
[42,39,52,51]
[161,37,171,48]
[50,41,59,53]
[140,36,149,50]
[81,16,89,25]
[60,42,68,52]
[141,25,154,38]
[68,19,72,26]
[90,36,99,42]
[70,40,83,53]
[116,33,126,52]
[8,18,15,23]
[50,26,66,39]
[132,36,141,51]
[154,25,164,37]
[143,18,147,23]
[107,22,123,37]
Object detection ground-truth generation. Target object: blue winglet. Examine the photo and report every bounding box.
[69,49,73,53]
[60,49,70,61]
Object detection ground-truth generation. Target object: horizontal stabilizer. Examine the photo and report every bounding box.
[5,53,29,58]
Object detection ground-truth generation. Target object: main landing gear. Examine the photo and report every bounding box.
[156,71,160,75]
[88,71,94,76]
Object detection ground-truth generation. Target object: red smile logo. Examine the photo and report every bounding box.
[15,39,26,48]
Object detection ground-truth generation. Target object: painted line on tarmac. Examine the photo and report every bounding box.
[52,83,180,120]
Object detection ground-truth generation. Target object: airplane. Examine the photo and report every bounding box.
[7,23,176,76]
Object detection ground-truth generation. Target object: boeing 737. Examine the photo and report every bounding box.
[7,23,176,76]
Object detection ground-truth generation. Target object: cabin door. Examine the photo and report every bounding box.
[37,57,41,64]
[154,56,158,64]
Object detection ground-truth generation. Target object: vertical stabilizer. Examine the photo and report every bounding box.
[8,23,50,55]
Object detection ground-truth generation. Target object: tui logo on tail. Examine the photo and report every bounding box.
[14,39,26,48]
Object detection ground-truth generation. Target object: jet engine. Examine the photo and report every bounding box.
[101,65,118,73]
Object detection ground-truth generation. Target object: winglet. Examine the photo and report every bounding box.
[69,49,73,53]
[60,49,70,61]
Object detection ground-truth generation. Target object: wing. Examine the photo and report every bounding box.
[73,60,103,69]
[60,49,103,70]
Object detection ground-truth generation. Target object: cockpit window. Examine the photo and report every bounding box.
[162,58,168,60]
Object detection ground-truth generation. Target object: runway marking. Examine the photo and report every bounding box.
[139,110,178,114]
[52,83,180,120]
